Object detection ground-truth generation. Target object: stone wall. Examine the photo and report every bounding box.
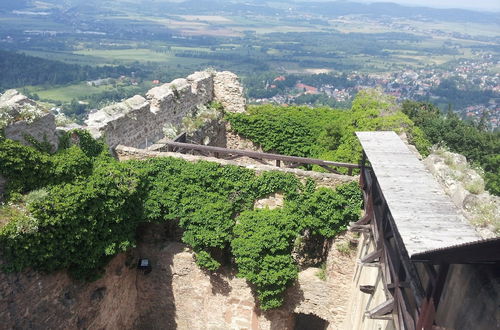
[1,90,61,201]
[0,222,358,330]
[213,71,246,114]
[0,253,138,329]
[1,89,59,151]
[4,113,59,151]
[189,118,227,147]
[115,145,357,189]
[133,234,357,330]
[85,71,245,149]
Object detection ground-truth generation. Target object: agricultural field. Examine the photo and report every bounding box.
[0,0,498,124]
[26,83,117,103]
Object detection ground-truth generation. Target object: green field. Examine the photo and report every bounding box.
[72,49,212,66]
[27,83,116,102]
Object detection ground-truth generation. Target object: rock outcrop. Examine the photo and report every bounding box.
[424,148,499,238]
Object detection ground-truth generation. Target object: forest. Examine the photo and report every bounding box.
[0,50,141,91]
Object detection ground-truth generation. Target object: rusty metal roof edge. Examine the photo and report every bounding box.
[410,236,500,260]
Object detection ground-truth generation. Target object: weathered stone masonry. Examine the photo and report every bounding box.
[85,71,246,149]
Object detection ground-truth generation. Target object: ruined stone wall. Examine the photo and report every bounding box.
[4,113,59,151]
[0,253,138,329]
[1,90,61,200]
[115,145,357,189]
[85,71,245,149]
[1,222,359,330]
[1,89,59,151]
[1,112,60,201]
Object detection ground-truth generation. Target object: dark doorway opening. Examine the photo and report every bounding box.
[293,313,329,330]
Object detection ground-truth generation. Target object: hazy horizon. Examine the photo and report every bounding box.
[342,0,500,12]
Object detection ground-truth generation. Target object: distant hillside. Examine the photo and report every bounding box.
[29,0,500,23]
[0,50,139,91]
[296,1,500,23]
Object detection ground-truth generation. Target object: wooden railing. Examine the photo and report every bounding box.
[161,141,361,175]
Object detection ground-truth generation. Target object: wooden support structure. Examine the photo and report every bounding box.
[359,249,381,265]
[356,137,426,329]
[350,224,371,233]
[360,285,376,295]
[355,132,487,330]
[366,298,395,320]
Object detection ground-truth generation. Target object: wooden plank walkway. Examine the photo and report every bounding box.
[356,131,481,257]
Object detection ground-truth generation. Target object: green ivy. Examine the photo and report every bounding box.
[231,208,300,310]
[0,135,362,308]
[0,157,144,280]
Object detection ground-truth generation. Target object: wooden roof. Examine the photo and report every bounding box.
[356,131,482,257]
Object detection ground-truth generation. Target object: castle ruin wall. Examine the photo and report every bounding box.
[85,71,223,149]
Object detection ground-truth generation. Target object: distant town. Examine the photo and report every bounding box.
[251,57,500,130]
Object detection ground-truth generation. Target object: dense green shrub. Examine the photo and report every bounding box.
[226,89,431,172]
[0,158,144,280]
[232,181,362,310]
[0,137,53,194]
[0,140,94,197]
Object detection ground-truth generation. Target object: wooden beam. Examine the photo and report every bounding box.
[365,298,394,319]
[388,282,411,289]
[350,224,371,233]
[165,141,360,170]
[360,285,376,295]
[359,249,381,264]
[319,164,342,175]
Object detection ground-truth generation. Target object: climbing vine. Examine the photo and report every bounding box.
[0,131,362,309]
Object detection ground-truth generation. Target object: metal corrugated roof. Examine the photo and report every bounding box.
[411,236,500,264]
[356,131,482,257]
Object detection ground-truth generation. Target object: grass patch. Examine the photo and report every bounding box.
[471,203,499,234]
[336,241,353,256]
[315,262,327,281]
